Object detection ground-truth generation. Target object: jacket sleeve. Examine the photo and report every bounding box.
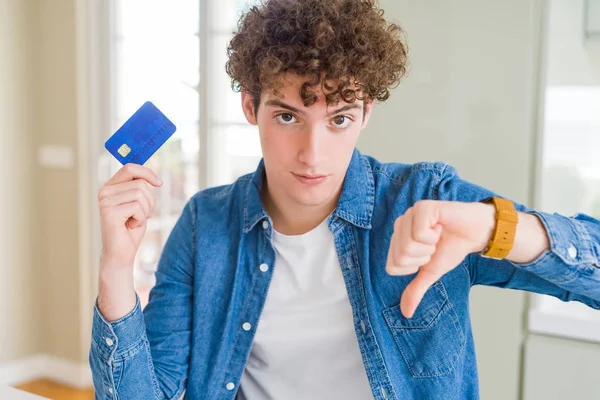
[89,200,196,399]
[435,163,600,309]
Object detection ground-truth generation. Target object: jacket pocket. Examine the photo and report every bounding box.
[383,280,465,378]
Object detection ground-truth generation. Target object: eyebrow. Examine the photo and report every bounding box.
[264,99,362,116]
[329,104,362,115]
[265,100,303,114]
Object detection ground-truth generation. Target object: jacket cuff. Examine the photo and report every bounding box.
[513,211,598,283]
[92,295,145,362]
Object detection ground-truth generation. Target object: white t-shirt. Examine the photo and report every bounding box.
[238,218,374,399]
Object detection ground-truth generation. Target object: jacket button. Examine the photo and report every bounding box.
[568,245,578,259]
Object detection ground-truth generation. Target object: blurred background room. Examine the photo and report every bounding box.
[1,0,599,399]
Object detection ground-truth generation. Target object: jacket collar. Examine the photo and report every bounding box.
[243,148,374,233]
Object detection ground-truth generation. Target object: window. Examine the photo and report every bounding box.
[94,0,261,307]
[529,86,600,341]
[528,0,600,341]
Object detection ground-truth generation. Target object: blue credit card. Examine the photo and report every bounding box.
[105,101,176,165]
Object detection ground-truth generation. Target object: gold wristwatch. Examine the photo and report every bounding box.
[480,197,518,259]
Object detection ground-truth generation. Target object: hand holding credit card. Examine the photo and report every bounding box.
[105,101,176,165]
[97,101,174,283]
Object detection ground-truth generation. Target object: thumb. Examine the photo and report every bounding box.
[400,270,440,319]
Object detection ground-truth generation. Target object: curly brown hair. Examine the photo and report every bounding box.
[225,0,408,114]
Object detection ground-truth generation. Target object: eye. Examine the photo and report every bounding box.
[276,113,297,125]
[332,115,352,128]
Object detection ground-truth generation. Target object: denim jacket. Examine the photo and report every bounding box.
[90,149,600,400]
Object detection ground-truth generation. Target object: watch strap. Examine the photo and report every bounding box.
[480,197,518,259]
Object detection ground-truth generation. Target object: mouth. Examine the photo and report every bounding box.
[292,173,328,185]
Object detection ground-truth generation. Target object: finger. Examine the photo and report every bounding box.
[127,216,146,230]
[105,164,162,187]
[100,189,151,219]
[123,201,147,229]
[102,201,146,229]
[394,211,433,260]
[390,211,413,265]
[387,266,420,276]
[99,179,152,199]
[398,208,414,246]
[400,269,441,319]
[388,210,434,264]
[402,241,437,258]
[386,255,432,275]
[412,201,443,245]
[387,222,416,270]
[99,180,155,213]
[417,235,467,280]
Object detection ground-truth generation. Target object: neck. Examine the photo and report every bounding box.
[262,182,341,236]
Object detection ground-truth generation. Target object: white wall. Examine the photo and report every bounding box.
[0,0,41,363]
[359,1,544,399]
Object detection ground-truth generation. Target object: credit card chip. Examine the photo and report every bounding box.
[117,144,131,157]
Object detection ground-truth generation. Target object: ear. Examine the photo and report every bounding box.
[361,99,374,129]
[241,91,258,125]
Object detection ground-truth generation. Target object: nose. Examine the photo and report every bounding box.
[297,124,324,167]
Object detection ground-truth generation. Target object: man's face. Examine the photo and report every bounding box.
[241,73,373,210]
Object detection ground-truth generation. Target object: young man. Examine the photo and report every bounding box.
[90,0,600,399]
